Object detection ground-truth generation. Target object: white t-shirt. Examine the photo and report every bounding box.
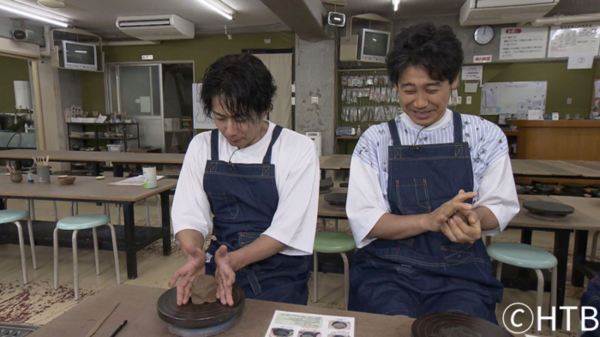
[172,121,319,256]
[346,109,520,248]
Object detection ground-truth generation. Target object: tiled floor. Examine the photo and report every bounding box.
[0,195,593,336]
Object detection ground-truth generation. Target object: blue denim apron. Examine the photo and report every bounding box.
[203,126,311,305]
[348,111,503,323]
[581,273,600,336]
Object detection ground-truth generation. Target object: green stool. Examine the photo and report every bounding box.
[53,214,120,300]
[313,232,356,310]
[487,242,557,336]
[0,210,37,284]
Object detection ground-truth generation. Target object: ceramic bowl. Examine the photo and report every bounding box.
[57,176,76,186]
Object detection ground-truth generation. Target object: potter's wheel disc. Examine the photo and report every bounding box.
[411,313,512,337]
[324,193,347,206]
[523,201,574,216]
[157,285,245,329]
[320,179,334,190]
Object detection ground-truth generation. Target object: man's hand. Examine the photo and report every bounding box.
[426,190,478,232]
[214,245,236,306]
[441,210,482,244]
[169,245,206,306]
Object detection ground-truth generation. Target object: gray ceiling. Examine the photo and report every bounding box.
[0,0,599,39]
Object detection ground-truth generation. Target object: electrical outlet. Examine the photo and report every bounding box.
[466,96,472,105]
[311,96,319,104]
[457,96,462,105]
[567,97,572,105]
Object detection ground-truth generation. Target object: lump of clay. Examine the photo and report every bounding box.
[191,274,218,305]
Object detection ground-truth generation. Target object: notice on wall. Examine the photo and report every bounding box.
[265,311,355,337]
[461,65,483,81]
[567,53,594,69]
[548,24,600,58]
[499,27,549,60]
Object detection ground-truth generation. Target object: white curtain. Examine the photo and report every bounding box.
[254,53,293,129]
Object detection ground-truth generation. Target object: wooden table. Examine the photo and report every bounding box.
[0,176,176,279]
[511,159,600,179]
[0,149,185,176]
[318,187,348,220]
[319,155,351,180]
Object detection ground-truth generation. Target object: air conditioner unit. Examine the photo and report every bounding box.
[116,14,194,40]
[460,0,560,26]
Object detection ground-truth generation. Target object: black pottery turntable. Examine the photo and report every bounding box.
[523,200,575,221]
[411,313,512,337]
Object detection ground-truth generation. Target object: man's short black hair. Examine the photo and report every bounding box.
[201,53,276,123]
[386,23,463,86]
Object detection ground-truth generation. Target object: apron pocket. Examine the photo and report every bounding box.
[238,232,260,247]
[207,193,239,220]
[441,243,474,264]
[395,179,432,215]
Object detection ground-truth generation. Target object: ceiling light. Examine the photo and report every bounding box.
[38,0,65,9]
[199,0,234,20]
[0,3,68,27]
[392,0,401,12]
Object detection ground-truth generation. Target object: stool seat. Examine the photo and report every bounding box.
[0,210,29,224]
[487,242,557,270]
[314,232,356,253]
[57,214,110,231]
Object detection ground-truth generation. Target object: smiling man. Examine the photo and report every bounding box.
[346,23,519,322]
[170,53,319,307]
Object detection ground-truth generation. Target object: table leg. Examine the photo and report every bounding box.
[113,164,124,178]
[321,169,326,180]
[521,229,532,245]
[160,191,171,256]
[572,230,589,287]
[344,140,349,154]
[92,162,100,177]
[123,203,137,279]
[0,198,5,210]
[554,229,570,330]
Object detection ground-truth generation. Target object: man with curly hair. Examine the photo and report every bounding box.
[169,53,319,307]
[346,23,519,323]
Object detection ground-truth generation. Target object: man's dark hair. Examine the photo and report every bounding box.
[201,53,276,123]
[386,23,463,86]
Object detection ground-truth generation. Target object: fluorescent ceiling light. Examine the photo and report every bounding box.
[392,0,401,11]
[0,3,69,27]
[198,0,234,20]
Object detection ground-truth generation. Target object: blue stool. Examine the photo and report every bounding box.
[488,242,557,336]
[0,210,37,284]
[53,214,120,300]
[313,232,356,310]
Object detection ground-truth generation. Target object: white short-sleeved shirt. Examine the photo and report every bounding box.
[346,109,520,248]
[172,121,319,256]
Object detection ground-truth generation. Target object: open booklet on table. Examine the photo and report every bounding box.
[108,175,165,187]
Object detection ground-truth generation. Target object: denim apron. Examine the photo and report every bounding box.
[348,111,503,323]
[203,126,311,305]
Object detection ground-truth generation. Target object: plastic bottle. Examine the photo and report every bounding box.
[356,125,362,137]
[27,172,34,184]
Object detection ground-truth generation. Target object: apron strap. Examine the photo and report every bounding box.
[263,125,283,164]
[210,129,220,161]
[452,110,463,143]
[387,119,402,146]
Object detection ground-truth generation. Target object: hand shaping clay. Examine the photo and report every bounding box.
[191,274,218,305]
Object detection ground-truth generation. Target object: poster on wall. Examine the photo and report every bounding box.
[192,83,216,129]
[461,65,483,81]
[499,27,549,60]
[548,24,600,58]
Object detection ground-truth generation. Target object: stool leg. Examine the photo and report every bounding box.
[313,252,318,303]
[116,205,121,226]
[106,223,121,284]
[104,204,111,221]
[534,269,544,335]
[75,202,78,215]
[341,252,349,310]
[72,230,79,300]
[592,232,600,262]
[155,195,161,226]
[93,227,100,275]
[145,198,150,227]
[551,266,557,337]
[29,200,36,221]
[335,219,338,232]
[27,217,37,270]
[53,201,58,222]
[14,221,28,285]
[53,227,59,289]
[495,261,503,281]
[70,202,74,216]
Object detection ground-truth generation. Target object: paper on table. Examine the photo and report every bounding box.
[108,175,165,186]
[485,89,498,108]
[567,53,594,69]
[265,310,355,337]
[464,82,478,93]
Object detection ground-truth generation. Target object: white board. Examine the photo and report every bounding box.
[192,83,216,129]
[480,81,547,116]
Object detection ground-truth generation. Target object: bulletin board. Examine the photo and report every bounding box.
[480,81,547,115]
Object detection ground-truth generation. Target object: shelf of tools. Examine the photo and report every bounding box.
[337,68,403,154]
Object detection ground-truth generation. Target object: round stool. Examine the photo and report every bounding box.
[0,210,36,284]
[313,232,356,310]
[487,242,557,336]
[53,214,120,300]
